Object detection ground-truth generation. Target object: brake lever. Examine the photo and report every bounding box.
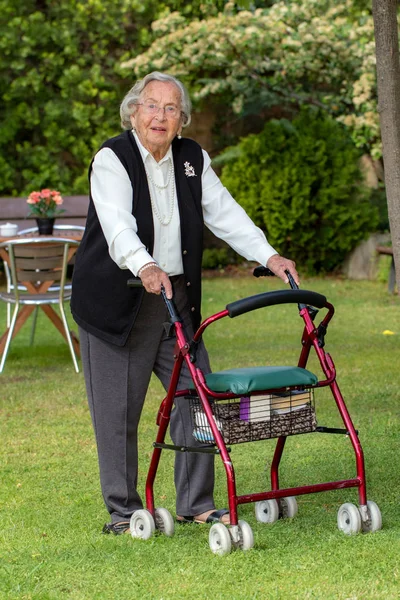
[127,278,180,322]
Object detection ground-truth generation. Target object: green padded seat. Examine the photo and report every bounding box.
[191,366,318,395]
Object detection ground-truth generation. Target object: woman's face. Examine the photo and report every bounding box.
[130,80,184,161]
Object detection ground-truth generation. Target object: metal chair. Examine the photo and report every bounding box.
[17,224,86,235]
[0,238,80,373]
[5,225,84,335]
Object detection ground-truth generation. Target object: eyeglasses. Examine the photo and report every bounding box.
[136,101,182,119]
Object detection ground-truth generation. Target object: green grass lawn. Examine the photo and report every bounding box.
[0,274,399,599]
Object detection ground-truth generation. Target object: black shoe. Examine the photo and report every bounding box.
[102,521,130,535]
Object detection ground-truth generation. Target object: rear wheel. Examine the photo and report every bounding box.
[236,520,254,551]
[209,523,232,556]
[279,496,298,519]
[255,499,279,524]
[337,503,362,535]
[130,510,156,540]
[360,501,382,533]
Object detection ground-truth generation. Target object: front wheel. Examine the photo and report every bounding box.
[130,509,156,540]
[337,503,362,535]
[154,507,175,537]
[209,523,232,556]
[360,501,382,533]
[236,520,254,551]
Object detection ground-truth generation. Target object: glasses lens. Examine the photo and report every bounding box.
[143,102,158,114]
[141,102,179,118]
[165,106,178,117]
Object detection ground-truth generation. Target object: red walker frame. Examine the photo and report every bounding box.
[128,269,379,550]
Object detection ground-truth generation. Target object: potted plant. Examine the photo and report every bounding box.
[27,189,65,234]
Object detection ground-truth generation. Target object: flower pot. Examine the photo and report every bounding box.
[36,217,55,235]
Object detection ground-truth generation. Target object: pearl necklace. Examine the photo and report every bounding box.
[145,161,175,226]
[145,160,173,189]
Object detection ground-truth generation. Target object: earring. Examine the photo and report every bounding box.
[177,133,182,139]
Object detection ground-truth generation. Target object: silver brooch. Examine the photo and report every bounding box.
[184,161,197,177]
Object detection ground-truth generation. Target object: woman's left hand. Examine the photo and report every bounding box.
[267,254,299,286]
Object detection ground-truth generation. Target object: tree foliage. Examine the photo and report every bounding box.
[0,0,382,198]
[124,0,380,158]
[219,111,378,274]
[0,0,164,196]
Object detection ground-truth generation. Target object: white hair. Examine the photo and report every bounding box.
[119,71,192,130]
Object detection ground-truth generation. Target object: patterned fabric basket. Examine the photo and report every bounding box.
[191,390,317,445]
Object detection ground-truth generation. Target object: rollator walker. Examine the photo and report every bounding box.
[127,268,382,556]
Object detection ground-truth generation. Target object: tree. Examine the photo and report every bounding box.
[0,0,165,196]
[123,0,381,158]
[372,0,400,293]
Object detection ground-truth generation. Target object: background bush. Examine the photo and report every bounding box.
[0,0,164,196]
[201,247,238,270]
[0,0,230,197]
[219,110,379,274]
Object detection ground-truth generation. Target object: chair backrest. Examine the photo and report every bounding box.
[53,224,86,231]
[0,238,80,296]
[17,224,86,235]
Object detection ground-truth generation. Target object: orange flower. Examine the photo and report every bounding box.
[26,188,65,218]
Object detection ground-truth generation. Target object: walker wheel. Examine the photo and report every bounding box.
[279,496,298,519]
[236,520,254,551]
[337,502,362,535]
[209,523,232,556]
[255,499,279,524]
[360,501,382,533]
[130,509,156,540]
[154,507,175,537]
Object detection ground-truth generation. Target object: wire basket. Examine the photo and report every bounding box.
[191,390,317,445]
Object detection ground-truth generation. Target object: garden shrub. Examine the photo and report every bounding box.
[202,247,238,270]
[219,110,379,274]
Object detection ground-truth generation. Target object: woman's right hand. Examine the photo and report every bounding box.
[139,264,173,299]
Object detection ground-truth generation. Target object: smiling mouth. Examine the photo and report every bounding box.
[151,126,166,132]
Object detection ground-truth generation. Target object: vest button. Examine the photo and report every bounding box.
[183,250,188,255]
[186,281,191,287]
[191,306,195,312]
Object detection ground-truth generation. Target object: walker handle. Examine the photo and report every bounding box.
[253,265,298,290]
[253,265,313,313]
[127,278,180,323]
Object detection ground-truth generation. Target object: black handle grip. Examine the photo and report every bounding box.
[253,266,275,278]
[254,266,298,290]
[226,289,327,318]
[127,277,142,288]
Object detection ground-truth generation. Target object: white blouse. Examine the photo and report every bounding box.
[90,131,277,276]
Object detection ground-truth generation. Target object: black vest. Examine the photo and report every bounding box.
[71,131,204,346]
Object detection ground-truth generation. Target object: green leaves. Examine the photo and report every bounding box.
[126,0,380,157]
[220,110,379,274]
[0,0,162,196]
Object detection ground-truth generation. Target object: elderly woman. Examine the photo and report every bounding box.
[71,71,298,534]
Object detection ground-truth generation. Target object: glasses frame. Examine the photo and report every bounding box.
[135,102,183,119]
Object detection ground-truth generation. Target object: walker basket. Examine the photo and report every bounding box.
[191,390,317,445]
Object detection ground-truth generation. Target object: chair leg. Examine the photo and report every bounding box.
[29,307,39,346]
[6,302,11,328]
[59,302,80,373]
[0,303,19,374]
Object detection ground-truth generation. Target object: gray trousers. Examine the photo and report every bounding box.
[79,277,215,523]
